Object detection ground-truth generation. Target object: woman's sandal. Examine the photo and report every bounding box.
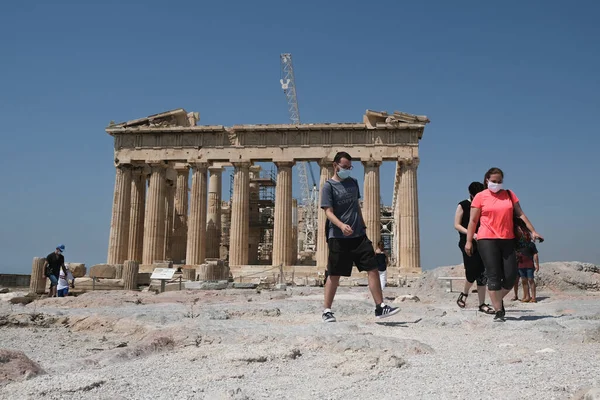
[456,292,468,308]
[478,304,496,315]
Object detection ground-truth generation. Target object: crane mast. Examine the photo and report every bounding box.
[280,53,317,252]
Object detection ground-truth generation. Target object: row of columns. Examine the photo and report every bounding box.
[108,157,420,271]
[107,162,224,266]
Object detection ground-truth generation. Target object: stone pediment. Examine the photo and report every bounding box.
[363,109,430,129]
[108,108,199,129]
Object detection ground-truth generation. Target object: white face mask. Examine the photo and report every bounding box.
[488,181,503,193]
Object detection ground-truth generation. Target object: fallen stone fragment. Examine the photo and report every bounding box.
[0,349,45,384]
[535,348,556,353]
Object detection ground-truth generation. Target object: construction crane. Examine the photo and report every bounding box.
[279,53,318,252]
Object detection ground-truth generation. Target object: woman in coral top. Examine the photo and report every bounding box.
[465,167,543,322]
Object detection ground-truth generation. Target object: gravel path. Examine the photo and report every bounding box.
[1,276,599,399]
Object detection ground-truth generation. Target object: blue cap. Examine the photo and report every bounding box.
[57,244,65,252]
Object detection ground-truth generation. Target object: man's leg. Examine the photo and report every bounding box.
[512,278,519,300]
[367,269,383,305]
[324,275,341,309]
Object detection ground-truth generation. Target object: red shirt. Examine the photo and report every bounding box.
[471,189,519,240]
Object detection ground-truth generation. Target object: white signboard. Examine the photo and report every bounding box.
[150,268,176,280]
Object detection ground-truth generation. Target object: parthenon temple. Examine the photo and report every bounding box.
[105,108,430,278]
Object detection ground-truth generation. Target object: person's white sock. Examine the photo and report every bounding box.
[323,308,331,313]
[379,303,386,308]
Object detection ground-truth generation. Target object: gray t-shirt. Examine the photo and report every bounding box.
[320,177,365,239]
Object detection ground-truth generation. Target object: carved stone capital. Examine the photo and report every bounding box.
[173,163,190,173]
[189,162,208,171]
[362,160,382,168]
[399,157,419,171]
[275,161,295,169]
[231,161,251,170]
[115,163,132,171]
[208,165,224,174]
[318,158,332,167]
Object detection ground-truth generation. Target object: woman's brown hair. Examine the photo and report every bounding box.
[483,167,504,186]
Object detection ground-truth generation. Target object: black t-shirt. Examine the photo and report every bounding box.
[46,252,64,276]
[375,252,387,272]
[458,199,480,246]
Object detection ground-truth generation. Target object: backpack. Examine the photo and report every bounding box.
[506,189,529,239]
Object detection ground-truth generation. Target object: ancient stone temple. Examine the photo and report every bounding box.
[105,108,429,275]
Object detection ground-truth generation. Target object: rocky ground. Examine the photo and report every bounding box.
[1,262,599,400]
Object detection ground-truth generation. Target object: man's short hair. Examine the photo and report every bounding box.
[333,151,352,163]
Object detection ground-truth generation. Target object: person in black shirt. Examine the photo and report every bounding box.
[453,182,494,314]
[43,244,66,297]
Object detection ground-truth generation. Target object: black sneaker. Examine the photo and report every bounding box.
[375,304,400,319]
[322,311,336,322]
[493,310,506,322]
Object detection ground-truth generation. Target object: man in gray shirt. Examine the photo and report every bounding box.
[320,151,399,322]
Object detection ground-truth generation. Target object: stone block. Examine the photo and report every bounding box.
[232,282,258,289]
[184,281,228,290]
[274,283,287,291]
[67,263,86,278]
[137,273,151,285]
[73,278,124,291]
[153,261,173,269]
[89,264,117,279]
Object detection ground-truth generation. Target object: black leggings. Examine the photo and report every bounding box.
[477,239,517,291]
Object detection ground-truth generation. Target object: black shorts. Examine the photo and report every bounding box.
[327,235,378,277]
[459,242,487,286]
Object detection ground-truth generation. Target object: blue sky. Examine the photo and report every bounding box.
[1,0,599,274]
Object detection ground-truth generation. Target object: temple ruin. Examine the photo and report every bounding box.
[105,108,429,278]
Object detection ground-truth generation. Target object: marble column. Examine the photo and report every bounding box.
[399,158,421,272]
[186,163,208,265]
[362,161,381,248]
[163,173,175,260]
[229,162,250,266]
[393,161,402,268]
[291,198,298,265]
[272,162,294,266]
[171,165,189,263]
[142,163,167,265]
[316,159,333,268]
[107,164,132,264]
[128,166,147,262]
[248,166,261,264]
[206,166,223,259]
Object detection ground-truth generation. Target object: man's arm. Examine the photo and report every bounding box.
[533,252,540,272]
[325,207,353,236]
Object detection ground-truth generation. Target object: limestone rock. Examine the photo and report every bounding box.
[0,349,45,384]
[232,283,258,289]
[89,264,117,279]
[584,388,600,400]
[0,288,8,294]
[67,263,87,278]
[185,281,228,290]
